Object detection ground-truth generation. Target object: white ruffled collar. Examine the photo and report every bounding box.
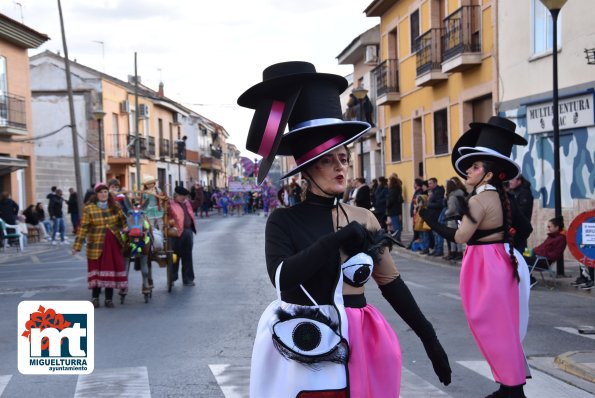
[475,184,497,194]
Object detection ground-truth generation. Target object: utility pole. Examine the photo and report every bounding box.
[134,52,141,191]
[57,0,84,214]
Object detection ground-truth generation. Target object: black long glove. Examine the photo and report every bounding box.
[418,208,457,242]
[379,276,452,386]
[275,221,369,289]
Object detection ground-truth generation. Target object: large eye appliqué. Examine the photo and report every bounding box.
[273,317,341,356]
[342,253,374,287]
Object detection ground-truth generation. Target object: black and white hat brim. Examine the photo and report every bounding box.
[279,119,370,180]
[455,147,521,181]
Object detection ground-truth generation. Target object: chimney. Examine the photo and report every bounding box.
[158,82,164,97]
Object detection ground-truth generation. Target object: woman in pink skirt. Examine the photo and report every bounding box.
[239,61,451,397]
[421,116,530,398]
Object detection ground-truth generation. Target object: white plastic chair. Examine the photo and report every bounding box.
[0,218,24,252]
[529,255,556,289]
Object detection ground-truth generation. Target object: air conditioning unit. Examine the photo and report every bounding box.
[364,45,378,65]
[138,104,150,118]
[120,100,130,114]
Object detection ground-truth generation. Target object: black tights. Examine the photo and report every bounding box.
[92,288,113,300]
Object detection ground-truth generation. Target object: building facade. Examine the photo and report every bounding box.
[498,0,595,247]
[0,14,48,209]
[365,0,496,230]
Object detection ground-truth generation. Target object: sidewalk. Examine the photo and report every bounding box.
[0,239,67,264]
[395,230,595,386]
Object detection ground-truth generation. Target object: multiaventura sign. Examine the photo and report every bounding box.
[526,92,594,134]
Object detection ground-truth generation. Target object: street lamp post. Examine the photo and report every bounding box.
[352,87,368,179]
[540,0,567,275]
[92,110,106,183]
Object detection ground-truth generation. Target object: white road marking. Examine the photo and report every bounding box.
[21,291,36,298]
[30,255,40,264]
[399,367,451,397]
[555,326,595,340]
[405,281,426,289]
[209,364,249,398]
[439,292,461,301]
[74,366,150,397]
[0,375,12,396]
[458,360,594,398]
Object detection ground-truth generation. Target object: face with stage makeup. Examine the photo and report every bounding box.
[304,146,349,197]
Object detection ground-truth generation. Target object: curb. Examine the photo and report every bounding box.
[554,351,595,383]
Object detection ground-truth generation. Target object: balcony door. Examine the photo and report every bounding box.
[0,57,7,125]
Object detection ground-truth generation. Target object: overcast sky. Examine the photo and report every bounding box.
[2,0,378,156]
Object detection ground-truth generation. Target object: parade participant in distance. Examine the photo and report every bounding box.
[72,182,128,308]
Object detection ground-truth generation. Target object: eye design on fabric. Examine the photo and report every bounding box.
[342,252,374,287]
[272,307,349,367]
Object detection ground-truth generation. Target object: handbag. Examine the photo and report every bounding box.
[271,262,349,366]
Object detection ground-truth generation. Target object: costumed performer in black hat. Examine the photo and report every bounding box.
[239,61,451,398]
[420,116,531,398]
[166,186,197,287]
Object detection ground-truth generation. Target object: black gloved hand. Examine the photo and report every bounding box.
[379,277,452,386]
[335,221,370,255]
[422,336,452,386]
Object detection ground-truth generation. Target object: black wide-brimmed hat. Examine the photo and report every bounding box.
[452,116,528,181]
[238,61,370,183]
[174,186,190,196]
[275,77,370,180]
[238,61,348,184]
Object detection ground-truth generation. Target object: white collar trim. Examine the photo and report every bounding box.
[475,184,497,194]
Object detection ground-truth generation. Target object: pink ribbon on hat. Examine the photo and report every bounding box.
[295,135,346,165]
[257,100,285,158]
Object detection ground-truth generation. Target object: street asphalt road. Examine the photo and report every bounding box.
[1,212,594,397]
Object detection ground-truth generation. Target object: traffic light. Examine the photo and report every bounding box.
[176,139,186,161]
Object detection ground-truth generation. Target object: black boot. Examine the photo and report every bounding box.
[485,384,506,398]
[507,385,526,398]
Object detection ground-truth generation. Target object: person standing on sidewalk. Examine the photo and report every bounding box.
[49,189,68,245]
[72,182,128,308]
[426,178,445,256]
[67,188,79,235]
[387,175,404,242]
[421,116,530,398]
[166,186,196,286]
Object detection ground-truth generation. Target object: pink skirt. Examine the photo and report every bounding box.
[87,230,128,289]
[346,304,402,397]
[460,244,527,386]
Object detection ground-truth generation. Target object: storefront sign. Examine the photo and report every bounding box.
[526,92,594,134]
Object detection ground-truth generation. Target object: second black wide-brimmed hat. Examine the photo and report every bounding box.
[238,61,347,184]
[452,116,528,180]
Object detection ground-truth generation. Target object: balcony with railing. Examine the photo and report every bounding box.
[159,138,171,159]
[415,28,448,87]
[106,134,127,158]
[372,59,400,106]
[127,135,153,159]
[0,93,27,136]
[441,5,481,73]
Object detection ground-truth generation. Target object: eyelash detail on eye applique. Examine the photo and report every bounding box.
[272,306,349,369]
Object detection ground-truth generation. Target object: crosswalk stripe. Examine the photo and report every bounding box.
[458,360,594,398]
[555,326,595,340]
[0,375,12,397]
[399,367,451,397]
[209,364,249,398]
[74,367,150,397]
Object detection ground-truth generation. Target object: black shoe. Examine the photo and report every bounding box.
[432,251,444,257]
[580,280,594,290]
[183,281,195,286]
[91,298,100,308]
[571,276,588,286]
[420,249,429,255]
[104,300,115,308]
